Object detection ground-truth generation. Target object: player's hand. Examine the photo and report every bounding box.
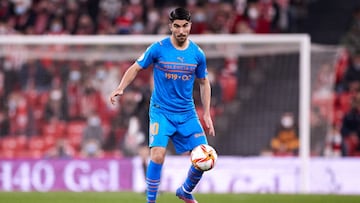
[203,113,215,136]
[109,89,124,105]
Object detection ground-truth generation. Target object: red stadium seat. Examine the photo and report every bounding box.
[0,136,31,158]
[43,134,56,150]
[67,121,86,137]
[0,136,18,151]
[16,135,28,150]
[28,136,46,151]
[66,121,86,150]
[0,149,16,158]
[27,136,48,158]
[42,120,66,138]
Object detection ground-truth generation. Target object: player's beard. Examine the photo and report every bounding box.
[175,34,187,45]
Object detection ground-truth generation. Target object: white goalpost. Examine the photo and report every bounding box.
[0,34,311,193]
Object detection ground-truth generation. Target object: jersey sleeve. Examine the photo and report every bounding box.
[195,46,208,79]
[136,42,158,69]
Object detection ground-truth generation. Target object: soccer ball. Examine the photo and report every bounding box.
[191,144,218,171]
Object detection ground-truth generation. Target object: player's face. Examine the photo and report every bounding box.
[170,20,191,43]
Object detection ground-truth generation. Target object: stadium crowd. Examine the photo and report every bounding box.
[0,0,306,35]
[0,0,360,158]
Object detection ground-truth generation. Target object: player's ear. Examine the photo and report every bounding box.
[168,23,173,32]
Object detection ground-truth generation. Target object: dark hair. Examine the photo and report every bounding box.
[169,8,191,22]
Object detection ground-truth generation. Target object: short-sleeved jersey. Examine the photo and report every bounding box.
[136,37,207,113]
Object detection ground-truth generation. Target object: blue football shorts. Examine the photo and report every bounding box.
[149,105,208,154]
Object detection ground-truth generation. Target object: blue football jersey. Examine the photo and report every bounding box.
[136,37,207,113]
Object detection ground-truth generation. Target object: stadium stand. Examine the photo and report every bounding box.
[1,0,360,158]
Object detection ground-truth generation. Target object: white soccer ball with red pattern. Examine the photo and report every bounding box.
[191,144,218,171]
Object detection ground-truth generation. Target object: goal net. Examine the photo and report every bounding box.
[0,35,339,159]
[1,34,343,191]
[0,34,343,157]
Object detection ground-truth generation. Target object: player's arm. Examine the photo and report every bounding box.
[110,62,142,105]
[197,77,215,136]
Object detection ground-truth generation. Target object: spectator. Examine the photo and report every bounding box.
[340,6,360,56]
[0,109,10,137]
[91,62,120,111]
[0,16,18,35]
[47,16,67,35]
[231,0,272,34]
[7,90,29,136]
[99,0,122,21]
[341,51,360,91]
[310,106,329,156]
[341,92,360,156]
[335,77,360,124]
[207,2,233,33]
[208,67,223,109]
[80,113,104,158]
[311,63,335,124]
[270,112,299,156]
[323,124,342,157]
[132,85,151,179]
[66,61,83,120]
[95,9,117,35]
[145,8,162,34]
[11,0,34,34]
[0,60,4,102]
[18,59,53,93]
[75,13,95,35]
[0,1,14,21]
[271,0,295,33]
[2,57,20,99]
[120,88,148,157]
[104,82,151,179]
[80,81,105,119]
[152,9,172,34]
[45,137,75,159]
[102,124,124,156]
[44,84,68,121]
[64,0,80,34]
[32,0,53,35]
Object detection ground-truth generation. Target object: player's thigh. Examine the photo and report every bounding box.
[149,109,176,148]
[172,116,208,153]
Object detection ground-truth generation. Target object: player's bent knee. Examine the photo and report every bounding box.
[150,147,166,164]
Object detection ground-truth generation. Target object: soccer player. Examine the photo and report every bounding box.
[110,7,215,203]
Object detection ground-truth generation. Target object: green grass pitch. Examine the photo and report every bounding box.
[0,192,360,203]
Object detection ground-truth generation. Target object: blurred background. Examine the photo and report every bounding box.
[1,0,360,194]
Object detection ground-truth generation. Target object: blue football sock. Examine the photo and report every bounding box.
[182,165,203,193]
[146,160,163,203]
